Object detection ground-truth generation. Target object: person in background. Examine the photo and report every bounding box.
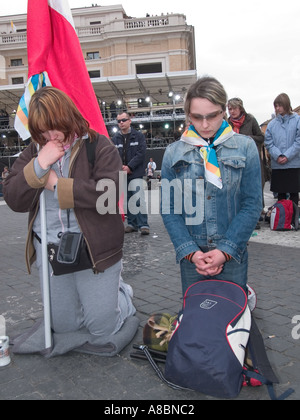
[4,87,137,356]
[110,101,117,120]
[161,76,262,296]
[112,112,150,235]
[264,93,300,208]
[146,157,156,190]
[227,98,265,228]
[147,157,156,172]
[1,166,10,179]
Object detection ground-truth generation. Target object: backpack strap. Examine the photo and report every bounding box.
[137,345,189,391]
[248,317,278,384]
[292,202,299,231]
[245,316,294,400]
[244,368,294,400]
[85,137,98,167]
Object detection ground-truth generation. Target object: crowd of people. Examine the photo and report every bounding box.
[2,76,300,359]
[0,145,25,157]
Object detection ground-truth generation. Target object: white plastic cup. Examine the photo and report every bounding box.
[0,336,11,367]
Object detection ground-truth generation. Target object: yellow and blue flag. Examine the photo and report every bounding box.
[14,72,51,140]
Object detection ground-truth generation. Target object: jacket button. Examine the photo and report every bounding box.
[207,196,212,200]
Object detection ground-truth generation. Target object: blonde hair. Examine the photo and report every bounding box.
[184,76,227,116]
[28,86,96,145]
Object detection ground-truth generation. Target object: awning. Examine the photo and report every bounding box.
[0,70,197,115]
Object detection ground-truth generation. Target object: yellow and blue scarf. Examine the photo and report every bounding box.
[180,120,234,189]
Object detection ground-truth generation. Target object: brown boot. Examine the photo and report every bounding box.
[140,228,150,235]
[125,226,138,233]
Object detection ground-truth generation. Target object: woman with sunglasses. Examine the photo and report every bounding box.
[161,76,262,295]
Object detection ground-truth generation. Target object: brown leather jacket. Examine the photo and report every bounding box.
[3,134,124,273]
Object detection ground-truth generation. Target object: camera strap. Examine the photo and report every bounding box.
[66,209,71,230]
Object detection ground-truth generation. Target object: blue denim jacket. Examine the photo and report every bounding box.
[161,133,262,264]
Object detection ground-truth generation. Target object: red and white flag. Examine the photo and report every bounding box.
[15,0,107,140]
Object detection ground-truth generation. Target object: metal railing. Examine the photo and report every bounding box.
[0,15,172,45]
[78,17,170,36]
[125,17,169,29]
[0,33,26,44]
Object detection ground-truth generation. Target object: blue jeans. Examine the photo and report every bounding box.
[180,250,248,297]
[127,180,149,230]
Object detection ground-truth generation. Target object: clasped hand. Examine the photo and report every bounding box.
[277,155,288,165]
[38,140,65,191]
[191,249,225,276]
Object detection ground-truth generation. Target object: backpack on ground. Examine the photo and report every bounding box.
[270,199,299,231]
[164,280,251,398]
[132,280,294,400]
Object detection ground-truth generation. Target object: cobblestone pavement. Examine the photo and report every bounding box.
[0,184,299,401]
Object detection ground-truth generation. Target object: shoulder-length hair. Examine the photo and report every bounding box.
[227,97,246,115]
[28,86,96,145]
[273,93,293,115]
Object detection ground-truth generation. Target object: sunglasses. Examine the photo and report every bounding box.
[190,110,223,122]
[117,118,129,124]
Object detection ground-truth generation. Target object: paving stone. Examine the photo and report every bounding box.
[0,186,299,401]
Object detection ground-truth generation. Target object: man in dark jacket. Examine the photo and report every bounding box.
[112,112,150,234]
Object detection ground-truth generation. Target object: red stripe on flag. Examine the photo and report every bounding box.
[27,0,107,136]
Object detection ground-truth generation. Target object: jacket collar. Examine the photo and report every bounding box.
[276,112,296,123]
[170,134,240,168]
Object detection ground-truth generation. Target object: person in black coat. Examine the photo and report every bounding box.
[112,112,150,235]
[227,98,265,227]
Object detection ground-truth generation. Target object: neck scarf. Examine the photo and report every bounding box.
[180,120,234,189]
[229,114,245,133]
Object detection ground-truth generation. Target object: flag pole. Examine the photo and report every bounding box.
[40,190,52,350]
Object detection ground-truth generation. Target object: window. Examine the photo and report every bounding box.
[87,52,100,60]
[90,21,102,25]
[10,59,23,67]
[136,63,162,74]
[88,70,101,78]
[12,77,24,84]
